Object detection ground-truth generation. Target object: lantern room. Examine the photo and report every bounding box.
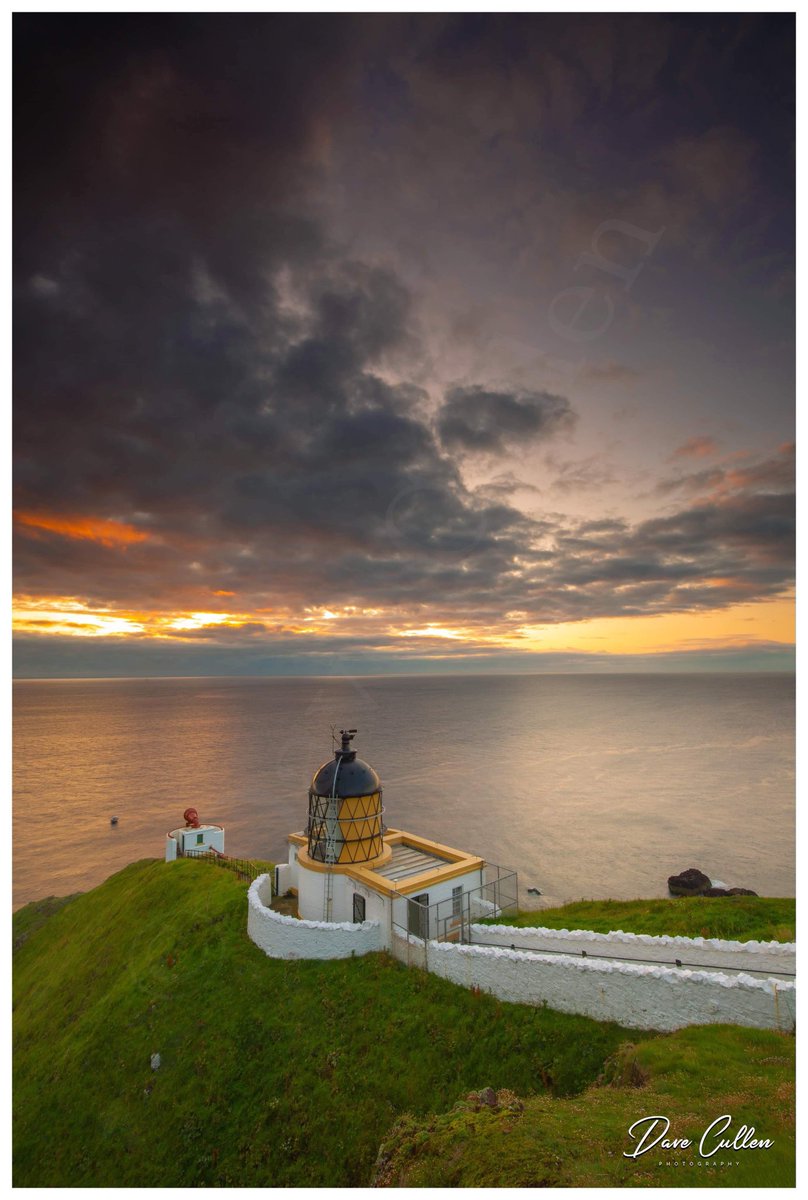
[307,729,385,865]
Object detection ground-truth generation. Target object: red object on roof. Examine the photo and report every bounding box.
[183,807,200,828]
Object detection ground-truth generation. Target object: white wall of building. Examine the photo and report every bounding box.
[296,858,326,920]
[165,824,225,861]
[292,854,484,933]
[247,874,384,960]
[287,842,299,888]
[296,864,394,929]
[391,937,795,1032]
[345,878,389,932]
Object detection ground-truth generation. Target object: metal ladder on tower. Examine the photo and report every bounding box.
[323,868,333,922]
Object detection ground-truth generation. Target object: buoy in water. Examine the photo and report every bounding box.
[110,816,119,826]
[526,886,542,895]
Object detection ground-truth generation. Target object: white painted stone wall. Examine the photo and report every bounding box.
[247,874,384,960]
[247,869,795,1032]
[409,938,795,1032]
[474,924,795,978]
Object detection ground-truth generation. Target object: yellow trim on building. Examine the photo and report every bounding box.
[289,826,484,898]
[295,842,393,875]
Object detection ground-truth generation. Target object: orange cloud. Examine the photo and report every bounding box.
[14,511,149,548]
[669,436,719,461]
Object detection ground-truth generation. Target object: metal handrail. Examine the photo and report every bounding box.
[468,937,796,977]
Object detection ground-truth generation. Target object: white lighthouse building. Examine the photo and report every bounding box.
[245,731,795,1037]
[274,729,493,942]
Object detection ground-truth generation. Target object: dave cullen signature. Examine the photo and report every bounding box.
[624,1115,773,1160]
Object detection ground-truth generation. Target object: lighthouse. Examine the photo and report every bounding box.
[277,729,491,939]
[307,729,384,870]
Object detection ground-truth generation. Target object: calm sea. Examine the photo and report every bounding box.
[12,674,795,910]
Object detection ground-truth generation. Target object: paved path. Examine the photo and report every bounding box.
[470,928,795,982]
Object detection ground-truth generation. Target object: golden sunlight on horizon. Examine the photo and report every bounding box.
[511,597,795,655]
[11,593,794,657]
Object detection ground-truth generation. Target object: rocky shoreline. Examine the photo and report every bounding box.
[668,867,758,898]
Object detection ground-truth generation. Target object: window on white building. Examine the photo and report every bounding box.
[452,885,463,917]
[352,894,366,923]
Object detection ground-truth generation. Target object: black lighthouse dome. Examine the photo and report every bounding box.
[307,730,385,864]
[310,730,381,798]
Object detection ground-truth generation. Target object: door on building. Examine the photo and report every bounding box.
[407,893,429,939]
[352,893,366,923]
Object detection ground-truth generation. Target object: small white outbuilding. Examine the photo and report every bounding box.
[165,807,225,861]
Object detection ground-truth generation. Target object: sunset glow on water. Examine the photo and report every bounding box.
[13,674,794,910]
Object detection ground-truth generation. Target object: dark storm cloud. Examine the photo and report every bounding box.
[13,15,554,614]
[14,14,364,278]
[13,209,795,625]
[13,14,795,672]
[437,386,575,454]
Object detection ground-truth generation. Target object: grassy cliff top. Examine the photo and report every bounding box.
[483,896,795,942]
[374,1026,795,1188]
[13,860,794,1187]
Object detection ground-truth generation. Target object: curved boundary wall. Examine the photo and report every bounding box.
[247,874,384,960]
[246,875,795,1031]
[400,936,795,1032]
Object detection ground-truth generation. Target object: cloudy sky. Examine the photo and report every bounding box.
[13,13,794,676]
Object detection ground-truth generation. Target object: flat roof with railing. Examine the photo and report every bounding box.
[288,826,485,897]
[374,841,453,882]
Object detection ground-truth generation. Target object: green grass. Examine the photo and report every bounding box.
[12,893,81,948]
[481,897,795,943]
[13,859,627,1187]
[373,1028,795,1187]
[13,862,795,1187]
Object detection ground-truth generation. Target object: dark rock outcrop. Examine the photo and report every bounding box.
[667,871,758,898]
[668,868,711,896]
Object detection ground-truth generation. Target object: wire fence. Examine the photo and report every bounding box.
[392,863,519,948]
[183,847,261,882]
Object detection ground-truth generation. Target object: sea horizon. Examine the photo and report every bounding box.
[13,673,795,910]
[12,667,797,681]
